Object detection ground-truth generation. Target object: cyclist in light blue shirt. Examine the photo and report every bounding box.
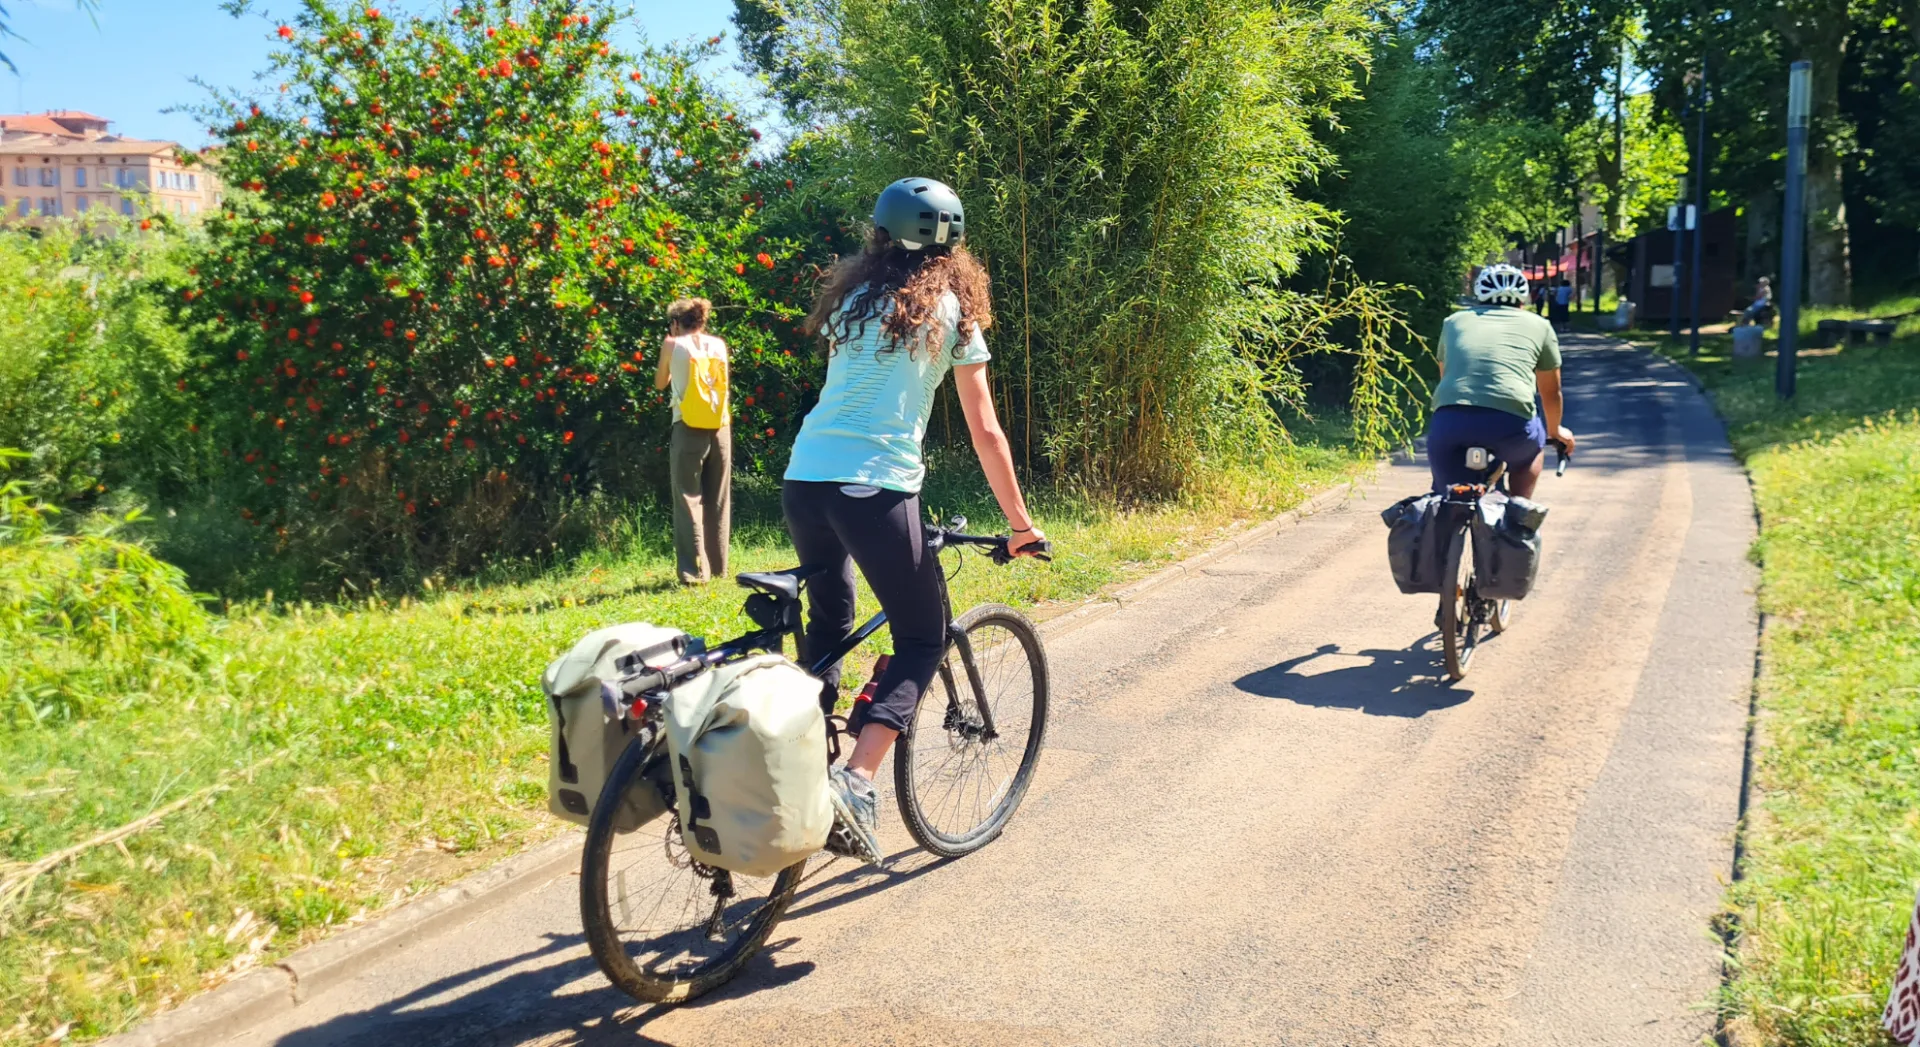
[784,178,1046,863]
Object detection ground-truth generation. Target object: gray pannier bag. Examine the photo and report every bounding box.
[541,623,687,829]
[1472,492,1548,600]
[1382,492,1449,594]
[662,654,833,877]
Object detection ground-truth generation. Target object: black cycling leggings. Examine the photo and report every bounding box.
[782,480,946,735]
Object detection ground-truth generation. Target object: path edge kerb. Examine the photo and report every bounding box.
[100,475,1366,1047]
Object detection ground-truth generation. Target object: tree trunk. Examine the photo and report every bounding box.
[1744,193,1777,283]
[1806,149,1851,305]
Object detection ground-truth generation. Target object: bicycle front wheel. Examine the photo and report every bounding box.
[1438,524,1480,681]
[580,739,805,1004]
[893,603,1049,858]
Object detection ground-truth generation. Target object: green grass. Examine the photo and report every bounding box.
[0,440,1365,1046]
[1644,328,1920,1047]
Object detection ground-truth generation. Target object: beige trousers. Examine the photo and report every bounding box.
[670,421,731,584]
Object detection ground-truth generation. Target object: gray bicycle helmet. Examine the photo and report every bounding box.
[871,177,965,250]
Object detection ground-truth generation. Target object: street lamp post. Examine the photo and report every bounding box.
[1689,57,1710,355]
[1777,61,1811,399]
[1670,195,1686,341]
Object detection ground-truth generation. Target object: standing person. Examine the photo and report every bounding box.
[653,297,731,586]
[784,177,1047,863]
[1551,277,1573,331]
[1428,263,1576,500]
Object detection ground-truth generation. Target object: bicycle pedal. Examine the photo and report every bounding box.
[823,821,886,868]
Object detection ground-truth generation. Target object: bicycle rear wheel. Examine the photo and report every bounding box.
[1438,524,1481,681]
[580,740,805,1004]
[893,603,1049,858]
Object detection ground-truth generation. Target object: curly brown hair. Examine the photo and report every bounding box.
[803,231,992,357]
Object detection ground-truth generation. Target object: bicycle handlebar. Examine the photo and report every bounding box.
[932,518,1055,564]
[1549,438,1572,477]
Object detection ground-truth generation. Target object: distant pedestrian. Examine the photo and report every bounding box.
[653,297,731,585]
[1534,281,1549,316]
[1741,277,1774,326]
[1550,278,1573,331]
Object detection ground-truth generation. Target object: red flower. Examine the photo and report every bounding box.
[278,25,295,39]
[299,291,314,304]
[365,7,380,19]
[495,59,512,77]
[562,430,575,444]
[236,350,249,361]
[503,355,517,367]
[247,141,259,152]
[756,252,774,269]
[318,191,337,209]
[139,219,152,231]
[734,263,745,275]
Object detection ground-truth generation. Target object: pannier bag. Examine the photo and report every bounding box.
[663,654,832,877]
[1382,493,1450,595]
[1472,491,1545,601]
[541,623,687,829]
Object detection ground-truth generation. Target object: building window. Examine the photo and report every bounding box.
[16,199,27,217]
[40,197,57,216]
[75,167,87,188]
[38,167,57,187]
[11,168,26,187]
[74,196,88,213]
[187,173,197,190]
[120,198,132,216]
[115,168,132,189]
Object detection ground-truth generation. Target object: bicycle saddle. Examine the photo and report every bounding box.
[734,564,823,601]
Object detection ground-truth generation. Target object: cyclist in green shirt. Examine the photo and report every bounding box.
[1428,264,1577,498]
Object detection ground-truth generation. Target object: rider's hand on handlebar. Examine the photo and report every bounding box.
[1552,425,1577,457]
[1008,526,1048,557]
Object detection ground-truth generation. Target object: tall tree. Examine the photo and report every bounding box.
[1418,0,1637,246]
[1643,0,1857,304]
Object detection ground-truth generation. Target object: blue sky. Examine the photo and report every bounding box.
[3,0,748,146]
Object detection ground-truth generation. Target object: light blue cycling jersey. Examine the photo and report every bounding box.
[784,287,990,494]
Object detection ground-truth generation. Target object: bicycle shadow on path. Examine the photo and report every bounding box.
[1233,641,1474,717]
[263,849,954,1047]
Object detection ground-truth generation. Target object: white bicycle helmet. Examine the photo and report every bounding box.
[1474,263,1530,306]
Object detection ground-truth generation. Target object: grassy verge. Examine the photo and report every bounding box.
[1644,330,1920,1046]
[1,438,1365,1046]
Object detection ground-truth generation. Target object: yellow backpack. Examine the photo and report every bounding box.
[678,334,728,429]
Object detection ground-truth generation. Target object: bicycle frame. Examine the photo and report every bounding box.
[678,531,1003,761]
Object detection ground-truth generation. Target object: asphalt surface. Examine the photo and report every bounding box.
[226,338,1756,1047]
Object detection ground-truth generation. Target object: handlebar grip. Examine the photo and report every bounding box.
[1548,438,1571,477]
[991,536,1054,565]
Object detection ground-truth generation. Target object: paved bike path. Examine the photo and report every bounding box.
[229,339,1755,1047]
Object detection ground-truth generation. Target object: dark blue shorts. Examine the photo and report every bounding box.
[1426,405,1546,491]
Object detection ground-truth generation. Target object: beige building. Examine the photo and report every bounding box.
[0,110,221,227]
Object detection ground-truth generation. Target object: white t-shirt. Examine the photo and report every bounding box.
[784,288,990,493]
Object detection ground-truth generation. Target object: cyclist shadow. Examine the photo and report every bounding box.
[782,846,949,921]
[264,931,817,1047]
[1234,642,1473,717]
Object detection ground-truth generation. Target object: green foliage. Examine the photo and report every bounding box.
[0,223,194,503]
[0,451,210,729]
[741,0,1420,488]
[1567,92,1690,237]
[1418,0,1634,129]
[172,0,811,584]
[1663,339,1920,1047]
[1321,32,1473,334]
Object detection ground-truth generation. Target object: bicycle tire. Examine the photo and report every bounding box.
[580,738,805,1005]
[1486,597,1513,635]
[893,603,1049,858]
[1438,524,1479,681]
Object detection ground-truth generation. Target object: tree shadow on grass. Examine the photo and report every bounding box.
[1234,641,1473,717]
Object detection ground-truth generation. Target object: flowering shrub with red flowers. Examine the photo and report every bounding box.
[173,0,808,577]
